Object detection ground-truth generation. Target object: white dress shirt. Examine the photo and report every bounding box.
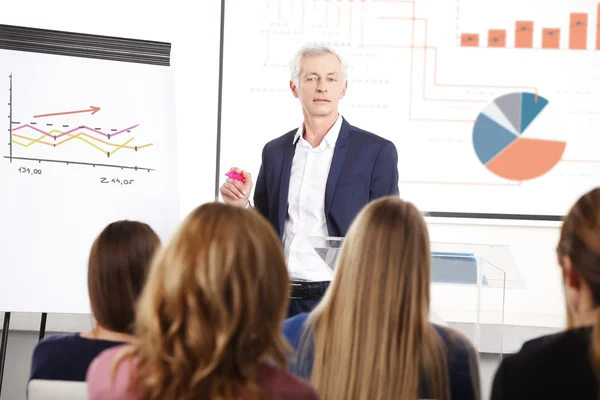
[282,115,343,282]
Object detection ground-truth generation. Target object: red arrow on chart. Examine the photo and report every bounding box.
[33,106,101,118]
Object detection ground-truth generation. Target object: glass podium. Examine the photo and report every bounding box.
[306,236,518,356]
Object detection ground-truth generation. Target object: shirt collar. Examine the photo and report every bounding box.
[293,114,343,148]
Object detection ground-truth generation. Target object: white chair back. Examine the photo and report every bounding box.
[27,379,88,400]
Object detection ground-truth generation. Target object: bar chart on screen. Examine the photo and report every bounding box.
[458,0,600,51]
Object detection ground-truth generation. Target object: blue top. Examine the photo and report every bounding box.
[283,313,480,400]
[30,333,125,382]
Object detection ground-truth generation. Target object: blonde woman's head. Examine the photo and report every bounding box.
[307,196,449,400]
[321,196,431,320]
[129,202,290,400]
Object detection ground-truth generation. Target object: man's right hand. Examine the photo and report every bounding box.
[220,167,253,207]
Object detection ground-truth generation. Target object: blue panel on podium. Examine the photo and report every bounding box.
[431,252,488,285]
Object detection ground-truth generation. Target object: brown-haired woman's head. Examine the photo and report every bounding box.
[557,188,600,325]
[557,188,600,385]
[129,202,290,400]
[88,220,160,334]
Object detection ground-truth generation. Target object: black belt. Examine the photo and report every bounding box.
[289,281,331,299]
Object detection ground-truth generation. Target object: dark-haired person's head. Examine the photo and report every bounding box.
[88,220,161,334]
[488,188,600,400]
[557,188,600,330]
[86,205,319,400]
[29,220,161,383]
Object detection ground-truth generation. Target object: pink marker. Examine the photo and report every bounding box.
[225,171,245,181]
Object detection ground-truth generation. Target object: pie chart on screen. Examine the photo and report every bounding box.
[473,92,566,181]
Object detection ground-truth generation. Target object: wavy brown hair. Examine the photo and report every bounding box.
[117,203,290,400]
[557,187,600,389]
[302,196,479,400]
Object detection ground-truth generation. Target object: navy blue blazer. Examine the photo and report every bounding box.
[253,118,399,238]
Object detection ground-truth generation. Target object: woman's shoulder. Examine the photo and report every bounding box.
[34,333,124,358]
[431,325,480,400]
[497,327,593,375]
[34,333,82,353]
[258,363,319,400]
[431,324,479,376]
[491,328,595,399]
[88,345,130,370]
[30,333,88,380]
[86,345,136,400]
[283,313,310,332]
[283,313,311,347]
[432,325,476,356]
[520,326,591,354]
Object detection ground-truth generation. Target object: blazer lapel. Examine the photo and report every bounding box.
[277,133,296,237]
[325,119,351,215]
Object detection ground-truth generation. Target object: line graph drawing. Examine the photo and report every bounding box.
[11,124,153,156]
[5,74,155,171]
[12,123,139,139]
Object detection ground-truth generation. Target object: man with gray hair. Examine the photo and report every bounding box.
[220,44,399,316]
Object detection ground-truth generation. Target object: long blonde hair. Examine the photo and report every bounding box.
[118,203,290,400]
[303,197,452,400]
